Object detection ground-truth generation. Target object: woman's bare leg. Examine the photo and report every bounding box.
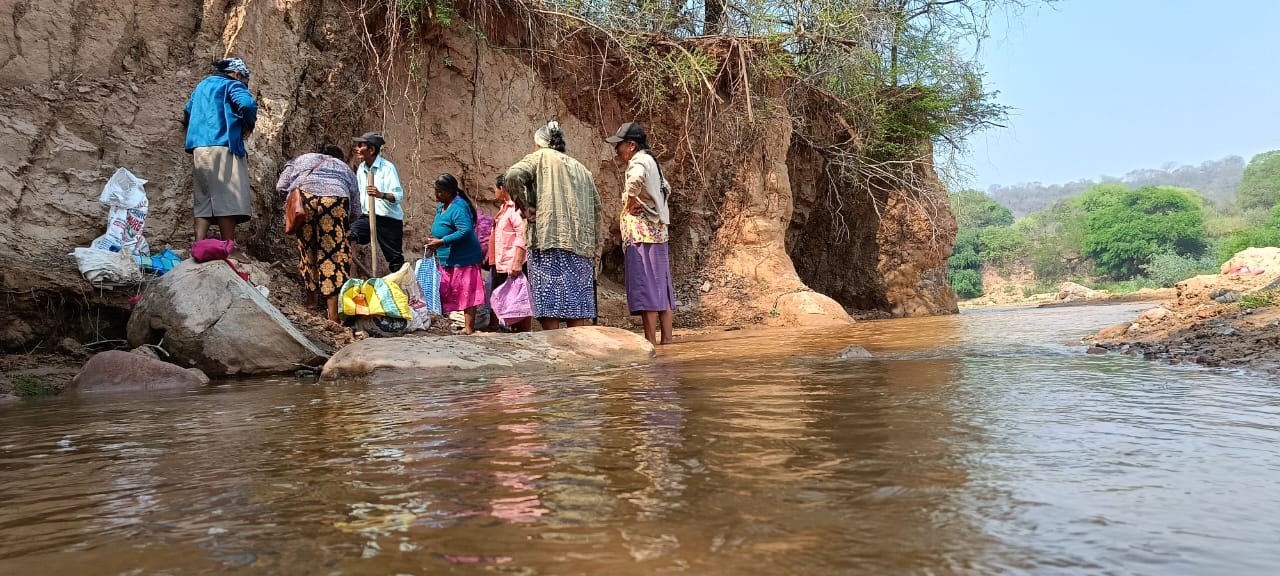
[216,217,238,242]
[195,217,211,242]
[640,311,658,346]
[659,310,674,345]
[463,306,477,335]
[326,296,340,323]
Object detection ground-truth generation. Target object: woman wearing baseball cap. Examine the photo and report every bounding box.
[607,122,676,345]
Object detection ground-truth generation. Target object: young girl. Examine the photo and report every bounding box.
[490,174,532,332]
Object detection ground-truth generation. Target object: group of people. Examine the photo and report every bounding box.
[182,58,676,345]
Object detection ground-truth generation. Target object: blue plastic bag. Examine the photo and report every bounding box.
[415,254,442,315]
[134,248,181,276]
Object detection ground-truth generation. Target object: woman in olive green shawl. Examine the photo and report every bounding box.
[503,121,602,329]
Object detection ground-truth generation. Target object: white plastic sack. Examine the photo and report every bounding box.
[99,167,148,207]
[89,168,150,255]
[70,247,143,285]
[386,262,432,332]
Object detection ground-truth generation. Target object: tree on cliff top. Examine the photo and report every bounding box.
[391,0,1049,163]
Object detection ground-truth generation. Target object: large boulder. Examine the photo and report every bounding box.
[127,260,328,376]
[68,350,208,394]
[1056,281,1105,302]
[767,290,853,327]
[323,326,655,383]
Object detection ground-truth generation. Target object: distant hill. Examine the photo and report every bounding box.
[986,156,1246,217]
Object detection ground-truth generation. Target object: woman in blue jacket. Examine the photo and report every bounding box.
[426,174,485,334]
[183,57,258,244]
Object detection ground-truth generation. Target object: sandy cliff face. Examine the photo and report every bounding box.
[1,0,365,347]
[0,0,955,350]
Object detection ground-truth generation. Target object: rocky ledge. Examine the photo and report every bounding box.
[322,326,656,383]
[1085,247,1280,373]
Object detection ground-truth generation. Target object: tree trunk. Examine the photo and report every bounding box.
[704,0,723,34]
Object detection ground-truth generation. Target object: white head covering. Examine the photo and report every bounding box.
[534,120,560,148]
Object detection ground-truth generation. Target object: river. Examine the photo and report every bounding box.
[2,304,1279,574]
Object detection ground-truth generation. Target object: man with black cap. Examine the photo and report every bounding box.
[607,121,675,345]
[348,132,406,272]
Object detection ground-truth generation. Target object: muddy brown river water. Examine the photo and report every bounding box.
[3,304,1279,574]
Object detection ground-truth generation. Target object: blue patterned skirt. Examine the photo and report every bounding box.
[527,248,596,320]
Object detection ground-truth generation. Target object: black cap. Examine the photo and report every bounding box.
[352,132,386,147]
[605,122,647,146]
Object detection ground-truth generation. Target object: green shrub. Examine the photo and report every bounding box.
[949,268,983,298]
[950,190,1014,230]
[1022,281,1058,297]
[1236,150,1280,210]
[1141,251,1219,287]
[1217,226,1280,263]
[978,226,1030,267]
[1092,277,1160,294]
[1240,292,1277,309]
[13,376,59,397]
[1079,185,1207,279]
[947,248,981,270]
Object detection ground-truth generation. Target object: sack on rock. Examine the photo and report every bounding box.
[134,249,181,276]
[192,239,236,262]
[71,247,143,286]
[385,263,432,332]
[90,168,150,255]
[339,277,412,320]
[191,239,250,281]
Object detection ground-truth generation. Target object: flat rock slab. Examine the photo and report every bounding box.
[322,326,655,383]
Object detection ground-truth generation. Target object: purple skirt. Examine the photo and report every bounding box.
[624,242,676,314]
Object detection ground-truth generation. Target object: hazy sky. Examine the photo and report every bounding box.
[966,0,1280,190]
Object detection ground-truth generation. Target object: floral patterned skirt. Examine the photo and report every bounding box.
[296,194,351,298]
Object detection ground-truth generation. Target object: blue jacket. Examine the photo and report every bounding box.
[184,75,257,157]
[432,198,483,267]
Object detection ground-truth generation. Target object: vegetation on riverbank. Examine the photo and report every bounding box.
[951,149,1280,300]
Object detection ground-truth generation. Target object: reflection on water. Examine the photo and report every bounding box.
[3,304,1280,574]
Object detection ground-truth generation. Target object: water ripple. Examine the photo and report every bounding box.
[2,305,1280,573]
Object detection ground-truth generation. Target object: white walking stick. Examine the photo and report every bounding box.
[367,169,379,277]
